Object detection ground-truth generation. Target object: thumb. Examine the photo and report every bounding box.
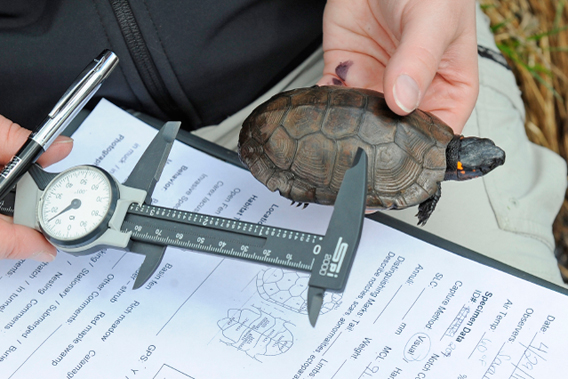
[383,16,451,115]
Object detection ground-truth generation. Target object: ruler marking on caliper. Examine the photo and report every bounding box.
[121,203,321,272]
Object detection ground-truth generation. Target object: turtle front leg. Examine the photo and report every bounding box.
[416,184,441,226]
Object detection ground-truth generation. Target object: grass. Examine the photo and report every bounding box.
[480,0,568,281]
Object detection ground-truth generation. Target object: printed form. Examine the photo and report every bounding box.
[0,99,567,379]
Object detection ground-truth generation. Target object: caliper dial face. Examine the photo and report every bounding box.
[38,166,118,246]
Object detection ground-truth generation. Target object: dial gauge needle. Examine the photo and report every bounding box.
[48,198,81,222]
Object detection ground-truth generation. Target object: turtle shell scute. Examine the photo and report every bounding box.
[266,170,295,197]
[245,96,289,144]
[373,144,419,186]
[281,104,325,139]
[247,154,277,187]
[418,110,454,146]
[393,122,435,164]
[291,133,335,187]
[358,95,398,145]
[330,88,365,108]
[322,105,364,139]
[264,126,297,170]
[289,178,317,203]
[289,86,329,106]
[332,138,374,193]
[423,145,447,170]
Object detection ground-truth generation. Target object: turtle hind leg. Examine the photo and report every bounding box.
[416,184,441,226]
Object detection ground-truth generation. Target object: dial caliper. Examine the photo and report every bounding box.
[8,122,367,326]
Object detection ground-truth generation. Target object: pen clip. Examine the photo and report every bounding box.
[31,50,119,149]
[48,50,118,119]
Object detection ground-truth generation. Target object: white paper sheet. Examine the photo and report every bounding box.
[0,99,566,379]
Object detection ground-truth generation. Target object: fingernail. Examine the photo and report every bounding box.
[53,136,74,145]
[30,251,56,263]
[393,74,420,113]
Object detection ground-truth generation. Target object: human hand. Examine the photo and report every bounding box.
[317,0,479,134]
[0,115,73,262]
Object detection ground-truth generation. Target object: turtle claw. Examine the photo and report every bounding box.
[415,209,431,226]
[416,213,429,227]
[290,201,309,209]
[416,184,441,226]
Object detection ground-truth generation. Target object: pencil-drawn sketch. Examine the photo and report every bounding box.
[256,268,342,314]
[217,307,293,360]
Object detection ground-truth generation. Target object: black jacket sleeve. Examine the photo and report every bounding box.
[0,0,325,131]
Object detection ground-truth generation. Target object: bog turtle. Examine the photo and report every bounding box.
[238,86,505,225]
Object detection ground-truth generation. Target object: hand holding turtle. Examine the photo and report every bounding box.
[0,115,73,262]
[317,0,479,134]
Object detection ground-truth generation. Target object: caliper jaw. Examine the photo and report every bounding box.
[307,148,368,326]
[123,121,180,203]
[122,121,181,289]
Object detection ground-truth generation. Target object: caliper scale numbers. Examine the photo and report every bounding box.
[39,167,114,242]
[123,204,324,271]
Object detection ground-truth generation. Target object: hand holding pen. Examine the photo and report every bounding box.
[0,50,119,262]
[0,115,73,262]
[0,50,119,202]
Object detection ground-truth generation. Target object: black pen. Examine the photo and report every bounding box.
[0,50,119,201]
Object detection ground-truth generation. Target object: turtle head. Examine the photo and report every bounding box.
[445,136,505,181]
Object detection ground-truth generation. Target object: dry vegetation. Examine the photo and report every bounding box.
[480,0,568,281]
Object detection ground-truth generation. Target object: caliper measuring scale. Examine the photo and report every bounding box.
[122,202,324,272]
